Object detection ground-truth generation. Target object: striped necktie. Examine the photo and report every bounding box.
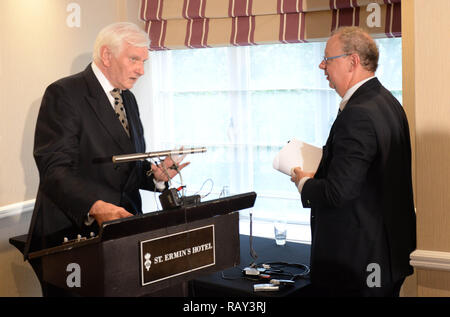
[110,88,130,137]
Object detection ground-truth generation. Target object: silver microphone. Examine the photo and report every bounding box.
[112,147,207,163]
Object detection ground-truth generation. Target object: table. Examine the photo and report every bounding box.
[189,235,312,297]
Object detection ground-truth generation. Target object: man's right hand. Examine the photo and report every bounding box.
[290,167,315,186]
[88,200,133,226]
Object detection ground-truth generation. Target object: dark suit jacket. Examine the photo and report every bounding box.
[301,78,416,291]
[24,64,158,259]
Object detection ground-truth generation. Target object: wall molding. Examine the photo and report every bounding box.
[410,249,450,272]
[0,200,35,220]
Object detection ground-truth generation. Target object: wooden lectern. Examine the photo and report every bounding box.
[10,192,256,297]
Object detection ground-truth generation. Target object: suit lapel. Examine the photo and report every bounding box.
[345,77,380,109]
[82,64,135,154]
[122,91,146,152]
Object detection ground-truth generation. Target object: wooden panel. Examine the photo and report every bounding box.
[402,0,450,296]
[417,269,450,297]
[414,0,450,252]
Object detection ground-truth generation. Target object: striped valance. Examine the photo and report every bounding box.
[140,0,401,50]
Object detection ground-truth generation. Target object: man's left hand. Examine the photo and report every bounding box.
[152,155,190,182]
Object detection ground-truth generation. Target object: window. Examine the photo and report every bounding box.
[135,38,402,244]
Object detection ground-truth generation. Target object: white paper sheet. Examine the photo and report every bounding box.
[272,138,322,176]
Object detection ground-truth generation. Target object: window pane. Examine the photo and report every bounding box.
[160,48,232,91]
[249,43,327,90]
[376,38,403,102]
[168,92,231,144]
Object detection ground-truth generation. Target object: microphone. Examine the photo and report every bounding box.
[112,147,207,163]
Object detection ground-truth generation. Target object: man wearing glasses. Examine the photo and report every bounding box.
[291,27,416,297]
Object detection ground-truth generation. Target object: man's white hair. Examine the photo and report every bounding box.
[93,22,150,62]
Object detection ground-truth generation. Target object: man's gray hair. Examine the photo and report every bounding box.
[332,26,379,72]
[93,22,150,62]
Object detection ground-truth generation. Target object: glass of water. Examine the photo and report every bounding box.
[273,220,287,246]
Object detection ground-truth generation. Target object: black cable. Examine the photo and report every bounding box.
[220,261,310,284]
[260,261,310,279]
[194,178,214,198]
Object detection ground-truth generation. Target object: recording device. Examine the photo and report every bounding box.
[269,279,295,286]
[253,284,279,292]
[159,188,201,210]
[243,267,261,276]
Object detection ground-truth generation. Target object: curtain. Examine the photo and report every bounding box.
[139,0,401,50]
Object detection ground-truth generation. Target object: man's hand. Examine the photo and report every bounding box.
[290,167,315,186]
[152,155,190,182]
[89,200,133,226]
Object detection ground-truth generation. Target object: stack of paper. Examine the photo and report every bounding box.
[272,138,322,176]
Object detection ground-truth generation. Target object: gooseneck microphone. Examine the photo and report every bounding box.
[112,147,207,163]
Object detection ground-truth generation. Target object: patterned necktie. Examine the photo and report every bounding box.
[110,88,130,137]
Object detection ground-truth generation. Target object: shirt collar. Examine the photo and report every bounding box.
[91,62,116,96]
[339,76,376,111]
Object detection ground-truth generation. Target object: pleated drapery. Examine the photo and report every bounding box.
[139,0,401,50]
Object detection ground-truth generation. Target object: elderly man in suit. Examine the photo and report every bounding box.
[291,27,416,297]
[25,22,188,295]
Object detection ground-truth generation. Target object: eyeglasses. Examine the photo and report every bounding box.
[322,53,350,65]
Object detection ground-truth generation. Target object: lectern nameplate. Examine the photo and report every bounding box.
[140,225,215,286]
